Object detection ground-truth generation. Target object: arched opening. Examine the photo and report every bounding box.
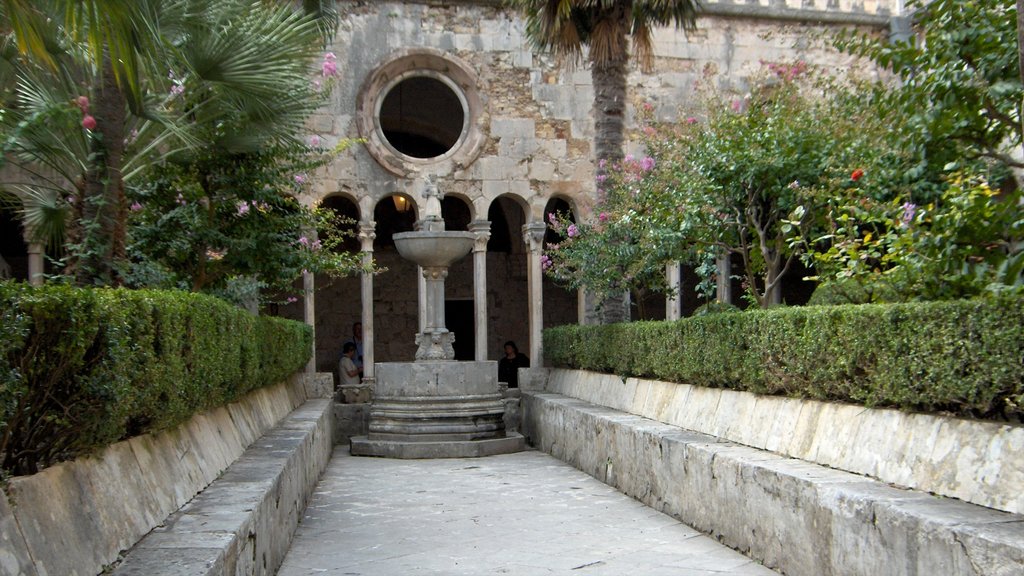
[541,197,579,329]
[379,76,465,159]
[441,196,472,232]
[542,197,574,247]
[486,197,523,253]
[437,195,474,360]
[479,196,529,360]
[0,208,28,281]
[320,195,360,253]
[373,195,417,250]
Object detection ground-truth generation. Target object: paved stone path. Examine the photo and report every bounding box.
[277,448,779,575]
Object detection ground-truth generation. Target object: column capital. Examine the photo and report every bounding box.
[358,220,376,252]
[522,221,547,252]
[469,219,491,252]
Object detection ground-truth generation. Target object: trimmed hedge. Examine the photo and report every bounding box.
[544,297,1024,421]
[0,282,312,476]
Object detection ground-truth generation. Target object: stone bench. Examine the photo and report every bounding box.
[521,389,1024,576]
[0,373,334,576]
[110,397,333,575]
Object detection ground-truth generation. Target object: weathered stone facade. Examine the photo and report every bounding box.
[286,0,897,376]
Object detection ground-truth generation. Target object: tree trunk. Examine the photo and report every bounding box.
[75,59,126,286]
[763,262,783,307]
[1018,0,1024,169]
[1018,0,1024,85]
[591,9,630,324]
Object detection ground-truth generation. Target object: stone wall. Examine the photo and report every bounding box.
[0,373,333,576]
[528,368,1024,515]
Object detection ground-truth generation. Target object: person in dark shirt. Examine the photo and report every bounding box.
[498,340,529,388]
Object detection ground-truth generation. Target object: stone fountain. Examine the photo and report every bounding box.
[350,177,525,458]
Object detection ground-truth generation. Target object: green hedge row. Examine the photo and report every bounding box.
[0,282,312,476]
[545,297,1024,421]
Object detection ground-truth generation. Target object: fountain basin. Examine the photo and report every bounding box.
[350,361,525,458]
[393,231,475,267]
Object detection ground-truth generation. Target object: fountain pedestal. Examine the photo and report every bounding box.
[350,179,524,459]
[349,361,524,458]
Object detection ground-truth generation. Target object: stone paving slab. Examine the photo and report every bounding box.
[277,448,778,576]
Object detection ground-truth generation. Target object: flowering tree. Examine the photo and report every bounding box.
[543,64,900,309]
[807,0,1024,303]
[805,173,1024,303]
[125,143,362,302]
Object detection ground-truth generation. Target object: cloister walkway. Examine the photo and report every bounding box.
[277,448,779,576]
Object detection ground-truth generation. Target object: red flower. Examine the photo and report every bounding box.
[851,169,865,182]
[81,115,97,130]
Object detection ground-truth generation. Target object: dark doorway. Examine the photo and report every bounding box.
[445,299,474,361]
[0,208,28,280]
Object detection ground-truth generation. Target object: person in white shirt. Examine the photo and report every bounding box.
[339,342,362,386]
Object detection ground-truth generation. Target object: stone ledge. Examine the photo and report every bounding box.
[522,391,1024,576]
[0,372,332,576]
[535,368,1024,515]
[350,432,525,459]
[110,398,334,576]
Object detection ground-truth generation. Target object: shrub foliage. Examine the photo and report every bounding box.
[0,282,311,476]
[545,297,1024,421]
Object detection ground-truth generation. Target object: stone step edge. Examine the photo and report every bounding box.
[521,391,1024,576]
[109,398,335,576]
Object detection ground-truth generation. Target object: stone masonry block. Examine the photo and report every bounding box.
[0,486,37,576]
[8,463,108,576]
[491,118,535,139]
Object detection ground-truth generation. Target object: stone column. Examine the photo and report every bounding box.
[417,268,427,334]
[27,242,44,286]
[359,221,376,384]
[469,220,491,361]
[523,222,546,367]
[303,268,315,373]
[666,261,681,321]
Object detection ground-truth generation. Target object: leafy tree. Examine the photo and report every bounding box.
[125,144,362,302]
[838,0,1022,171]
[808,173,1024,302]
[546,65,890,308]
[511,0,699,322]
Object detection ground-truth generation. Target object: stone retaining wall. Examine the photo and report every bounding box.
[526,368,1024,515]
[521,390,1024,576]
[111,396,334,576]
[0,372,333,576]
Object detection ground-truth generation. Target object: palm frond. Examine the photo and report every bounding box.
[2,184,69,249]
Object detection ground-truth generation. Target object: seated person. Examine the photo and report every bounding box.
[498,340,529,388]
[339,342,362,386]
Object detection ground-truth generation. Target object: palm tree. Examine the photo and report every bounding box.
[0,0,337,285]
[1,1,168,285]
[511,0,700,323]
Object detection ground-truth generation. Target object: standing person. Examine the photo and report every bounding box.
[498,340,529,388]
[338,342,362,386]
[346,321,364,372]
